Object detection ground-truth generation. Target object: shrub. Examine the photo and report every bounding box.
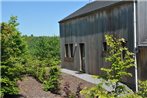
[43,63,60,93]
[138,80,147,97]
[23,27,61,93]
[81,82,115,98]
[24,56,40,77]
[1,16,27,97]
[36,67,46,82]
[119,93,142,98]
[81,34,136,98]
[24,36,60,62]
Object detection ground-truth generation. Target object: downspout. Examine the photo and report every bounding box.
[134,0,138,92]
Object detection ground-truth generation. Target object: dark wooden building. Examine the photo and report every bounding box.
[59,1,147,89]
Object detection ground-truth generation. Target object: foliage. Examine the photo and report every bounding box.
[1,16,27,97]
[23,34,61,93]
[1,16,61,96]
[24,36,60,63]
[36,67,46,82]
[101,34,134,81]
[138,80,147,97]
[23,37,61,94]
[81,82,115,98]
[81,34,136,98]
[24,51,61,94]
[43,62,61,93]
[119,93,142,98]
[24,55,40,77]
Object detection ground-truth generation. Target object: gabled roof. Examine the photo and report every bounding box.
[59,1,122,23]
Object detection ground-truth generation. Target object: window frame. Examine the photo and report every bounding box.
[65,44,69,57]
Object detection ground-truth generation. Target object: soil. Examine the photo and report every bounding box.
[7,73,94,98]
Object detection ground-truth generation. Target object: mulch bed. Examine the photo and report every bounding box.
[9,73,95,98]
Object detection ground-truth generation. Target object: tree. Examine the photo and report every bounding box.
[100,34,135,96]
[0,16,27,97]
[81,34,138,98]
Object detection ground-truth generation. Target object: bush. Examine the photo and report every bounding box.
[24,36,60,62]
[35,67,45,82]
[24,45,61,94]
[43,63,61,93]
[119,94,142,98]
[24,56,40,77]
[81,34,136,98]
[1,16,27,97]
[23,26,61,93]
[1,16,61,97]
[24,55,61,93]
[138,80,147,97]
[81,82,115,98]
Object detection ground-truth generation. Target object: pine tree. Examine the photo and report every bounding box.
[1,16,27,97]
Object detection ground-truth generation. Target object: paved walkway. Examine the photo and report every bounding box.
[61,68,100,84]
[61,68,132,92]
[61,68,113,91]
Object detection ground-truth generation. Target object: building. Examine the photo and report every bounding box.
[59,1,147,90]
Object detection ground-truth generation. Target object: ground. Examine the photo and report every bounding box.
[11,73,94,98]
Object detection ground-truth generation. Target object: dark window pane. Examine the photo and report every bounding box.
[65,44,68,57]
[69,44,73,57]
[103,42,107,51]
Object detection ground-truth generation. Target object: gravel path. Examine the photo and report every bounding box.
[15,73,94,98]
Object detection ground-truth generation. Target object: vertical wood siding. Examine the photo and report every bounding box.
[137,1,147,44]
[60,2,135,87]
[138,47,147,80]
[137,1,147,81]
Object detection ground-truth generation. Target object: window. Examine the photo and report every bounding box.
[103,42,107,51]
[65,44,69,57]
[69,44,73,57]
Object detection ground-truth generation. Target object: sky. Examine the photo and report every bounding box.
[1,0,89,36]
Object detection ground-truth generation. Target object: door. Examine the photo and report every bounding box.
[79,43,85,72]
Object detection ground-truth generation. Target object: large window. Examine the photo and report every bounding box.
[65,44,69,57]
[69,44,73,57]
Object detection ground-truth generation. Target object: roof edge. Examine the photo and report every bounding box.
[59,1,133,23]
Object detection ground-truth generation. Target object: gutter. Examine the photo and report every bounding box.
[134,0,138,92]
